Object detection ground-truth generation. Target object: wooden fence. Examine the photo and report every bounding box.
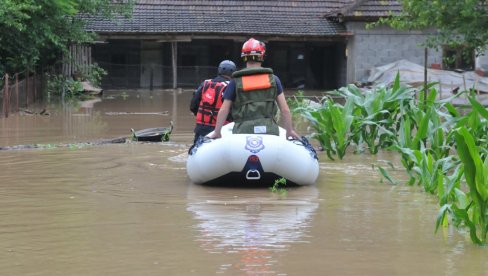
[1,71,44,118]
[63,44,92,78]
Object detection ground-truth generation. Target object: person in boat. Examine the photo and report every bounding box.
[207,38,300,140]
[190,59,237,143]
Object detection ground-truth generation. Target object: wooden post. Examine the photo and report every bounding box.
[172,41,177,89]
[3,73,9,117]
[439,81,443,101]
[15,73,19,112]
[423,48,428,104]
[150,67,154,91]
[40,66,44,100]
[25,68,29,107]
[88,46,92,66]
[476,79,480,95]
[33,71,37,102]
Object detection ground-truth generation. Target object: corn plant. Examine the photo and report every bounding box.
[332,73,415,154]
[302,97,355,160]
[295,74,488,244]
[441,127,488,244]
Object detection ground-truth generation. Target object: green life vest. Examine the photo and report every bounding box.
[231,67,279,136]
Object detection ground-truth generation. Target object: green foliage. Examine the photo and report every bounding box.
[300,72,416,159]
[287,90,307,112]
[47,74,83,98]
[296,72,488,244]
[448,127,488,244]
[270,177,287,195]
[75,63,107,86]
[0,0,133,75]
[377,0,488,54]
[45,62,105,99]
[302,97,355,160]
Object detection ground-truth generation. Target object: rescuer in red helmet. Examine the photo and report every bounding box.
[190,59,236,143]
[208,38,300,140]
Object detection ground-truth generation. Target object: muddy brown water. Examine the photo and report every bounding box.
[0,90,486,275]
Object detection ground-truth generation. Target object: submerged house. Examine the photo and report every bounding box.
[83,0,487,90]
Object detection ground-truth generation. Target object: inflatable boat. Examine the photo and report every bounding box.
[187,122,319,186]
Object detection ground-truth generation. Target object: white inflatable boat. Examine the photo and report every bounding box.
[187,122,319,186]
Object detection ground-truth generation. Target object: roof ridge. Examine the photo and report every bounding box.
[339,0,369,15]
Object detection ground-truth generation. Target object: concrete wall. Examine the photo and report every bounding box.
[345,22,442,84]
[476,53,488,74]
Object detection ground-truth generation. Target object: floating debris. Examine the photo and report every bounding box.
[105,111,169,116]
[131,121,174,142]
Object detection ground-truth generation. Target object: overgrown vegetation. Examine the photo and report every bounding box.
[46,63,106,98]
[0,0,133,76]
[290,73,488,245]
[376,0,488,55]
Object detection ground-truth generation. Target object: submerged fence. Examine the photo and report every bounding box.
[1,71,44,118]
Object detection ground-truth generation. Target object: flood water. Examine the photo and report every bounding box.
[0,90,487,275]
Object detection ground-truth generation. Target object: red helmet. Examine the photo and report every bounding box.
[241,38,266,62]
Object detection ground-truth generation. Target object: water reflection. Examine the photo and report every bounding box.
[0,90,194,147]
[187,184,319,274]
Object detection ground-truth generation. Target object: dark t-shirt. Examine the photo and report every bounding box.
[223,75,283,101]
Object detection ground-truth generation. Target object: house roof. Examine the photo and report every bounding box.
[342,0,402,20]
[83,0,357,39]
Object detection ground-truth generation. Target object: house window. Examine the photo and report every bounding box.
[442,46,475,71]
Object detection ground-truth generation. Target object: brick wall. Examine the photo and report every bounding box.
[345,22,442,83]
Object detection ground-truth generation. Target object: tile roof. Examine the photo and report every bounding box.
[342,0,402,19]
[83,0,355,37]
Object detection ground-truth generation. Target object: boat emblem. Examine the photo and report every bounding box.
[245,136,265,153]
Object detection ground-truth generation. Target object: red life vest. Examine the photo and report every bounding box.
[196,79,229,126]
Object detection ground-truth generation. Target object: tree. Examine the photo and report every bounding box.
[0,0,133,75]
[379,0,488,55]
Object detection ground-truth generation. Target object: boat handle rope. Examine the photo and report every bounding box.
[188,136,212,155]
[287,136,318,160]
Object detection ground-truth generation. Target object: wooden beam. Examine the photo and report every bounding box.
[172,41,177,89]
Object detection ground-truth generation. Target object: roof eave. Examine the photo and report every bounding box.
[94,32,353,41]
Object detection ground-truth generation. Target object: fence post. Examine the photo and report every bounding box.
[2,74,4,116]
[15,73,19,112]
[3,73,9,118]
[25,68,29,107]
[33,71,37,102]
[150,67,154,91]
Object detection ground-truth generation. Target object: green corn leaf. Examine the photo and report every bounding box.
[468,96,488,119]
[451,204,482,245]
[454,188,469,209]
[377,166,398,185]
[435,204,450,233]
[413,109,431,149]
[392,71,401,92]
[456,127,488,201]
[426,87,438,107]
